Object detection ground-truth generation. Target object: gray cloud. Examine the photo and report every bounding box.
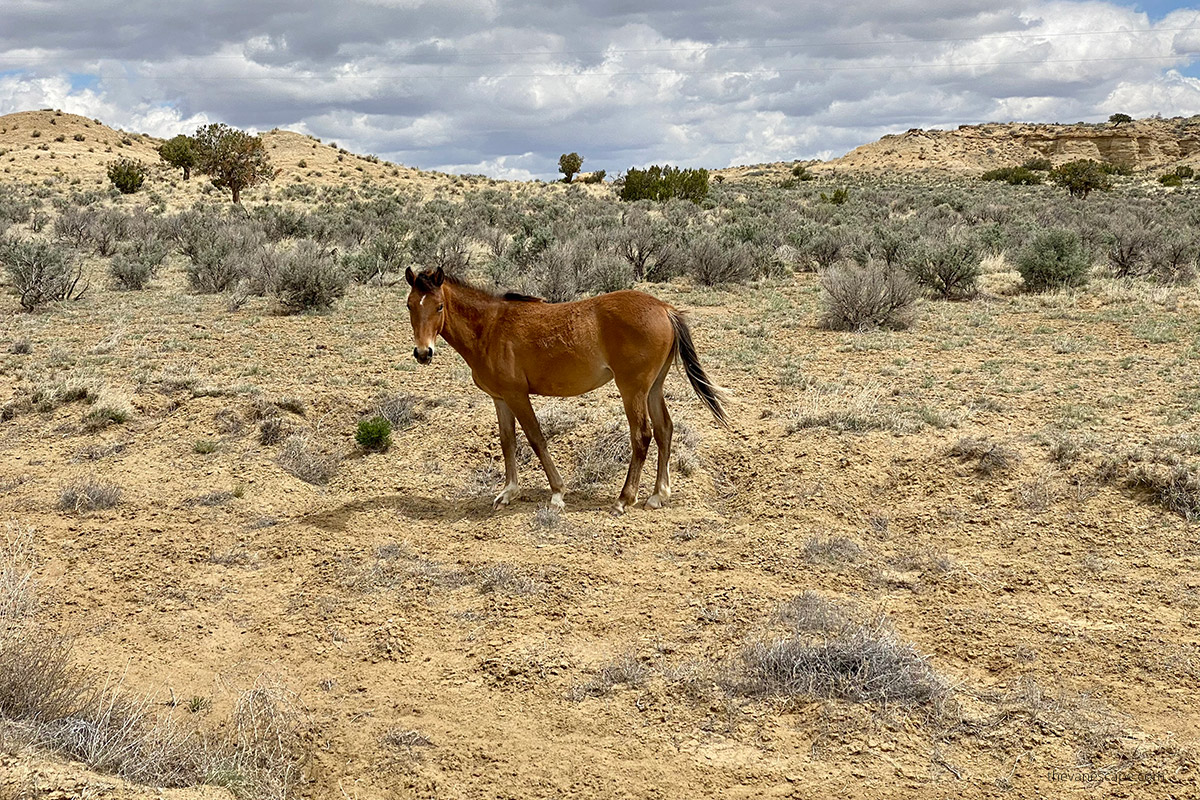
[1,1,1197,179]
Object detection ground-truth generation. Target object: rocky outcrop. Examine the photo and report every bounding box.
[818,116,1200,175]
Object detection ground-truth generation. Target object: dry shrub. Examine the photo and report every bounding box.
[787,384,891,433]
[950,437,1021,476]
[462,461,503,498]
[575,420,629,488]
[1126,463,1200,521]
[672,419,700,477]
[802,535,862,565]
[375,392,423,430]
[819,262,919,331]
[0,628,97,730]
[536,402,582,440]
[381,727,433,753]
[0,618,307,797]
[215,682,308,799]
[1,523,37,621]
[472,563,544,596]
[276,434,339,485]
[568,653,649,700]
[259,416,287,445]
[341,542,468,595]
[531,504,562,529]
[57,478,121,513]
[731,595,952,712]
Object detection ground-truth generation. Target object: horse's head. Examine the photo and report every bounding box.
[404,266,445,364]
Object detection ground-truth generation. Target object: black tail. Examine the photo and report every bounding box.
[668,309,730,428]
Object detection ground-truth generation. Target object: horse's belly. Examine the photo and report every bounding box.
[528,363,612,397]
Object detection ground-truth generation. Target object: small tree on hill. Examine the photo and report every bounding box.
[1050,159,1111,199]
[106,158,147,194]
[193,123,275,204]
[158,134,198,180]
[558,152,583,183]
[1109,113,1133,126]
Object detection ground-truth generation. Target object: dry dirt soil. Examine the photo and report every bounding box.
[1,111,1199,799]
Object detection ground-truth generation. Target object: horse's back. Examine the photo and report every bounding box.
[496,289,675,394]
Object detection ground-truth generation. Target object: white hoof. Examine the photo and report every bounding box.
[645,493,668,509]
[550,492,565,510]
[493,484,519,510]
[610,501,626,517]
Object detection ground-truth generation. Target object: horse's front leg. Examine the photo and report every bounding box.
[506,394,566,509]
[492,398,521,510]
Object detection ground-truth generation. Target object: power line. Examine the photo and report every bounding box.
[8,51,1192,82]
[0,24,1197,63]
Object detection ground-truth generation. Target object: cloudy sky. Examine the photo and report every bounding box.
[1,1,1198,179]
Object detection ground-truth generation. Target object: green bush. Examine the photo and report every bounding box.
[106,158,147,194]
[1159,173,1184,187]
[356,416,392,452]
[1050,160,1112,198]
[1175,165,1195,179]
[791,164,816,180]
[558,152,583,183]
[157,134,198,180]
[618,165,709,204]
[192,123,274,204]
[1016,229,1090,291]
[820,187,850,205]
[981,166,1042,185]
[1021,156,1053,171]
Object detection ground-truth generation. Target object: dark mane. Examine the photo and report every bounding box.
[433,274,545,303]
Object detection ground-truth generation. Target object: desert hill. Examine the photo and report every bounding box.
[818,116,1200,175]
[0,109,459,198]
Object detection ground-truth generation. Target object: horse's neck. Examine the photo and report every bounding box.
[440,283,493,361]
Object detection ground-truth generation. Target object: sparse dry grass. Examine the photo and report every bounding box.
[0,522,37,621]
[787,384,891,433]
[57,478,121,513]
[731,595,953,713]
[276,433,339,485]
[802,535,862,566]
[0,523,308,796]
[950,436,1021,476]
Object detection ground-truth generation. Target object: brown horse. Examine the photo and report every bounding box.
[404,266,728,513]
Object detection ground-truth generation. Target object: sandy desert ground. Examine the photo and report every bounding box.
[1,110,1199,799]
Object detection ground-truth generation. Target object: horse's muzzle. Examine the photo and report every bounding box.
[414,346,433,364]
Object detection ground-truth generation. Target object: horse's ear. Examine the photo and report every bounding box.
[433,266,445,286]
[405,267,415,286]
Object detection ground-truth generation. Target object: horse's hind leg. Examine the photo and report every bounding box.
[506,393,566,509]
[645,364,673,509]
[615,387,652,515]
[492,398,521,510]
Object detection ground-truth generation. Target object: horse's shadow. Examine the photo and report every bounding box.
[302,489,623,531]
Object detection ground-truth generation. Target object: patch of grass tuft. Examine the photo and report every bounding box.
[355,416,392,452]
[57,479,121,513]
